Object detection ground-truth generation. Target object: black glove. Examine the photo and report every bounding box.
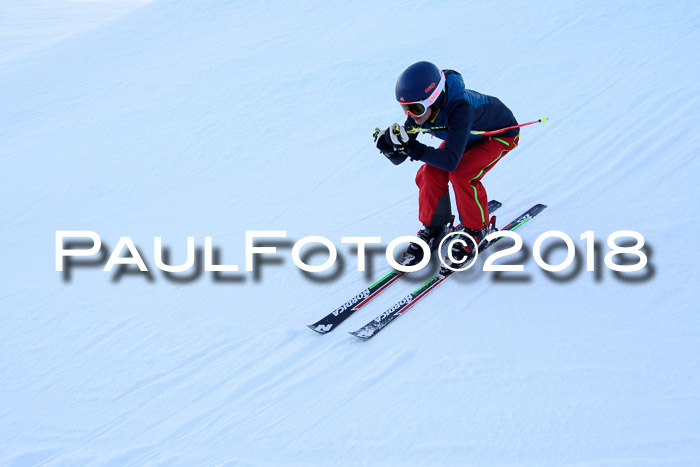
[382,123,426,161]
[373,126,409,165]
[374,127,395,154]
[374,124,411,151]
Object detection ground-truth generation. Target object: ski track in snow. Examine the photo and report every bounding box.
[1,0,700,465]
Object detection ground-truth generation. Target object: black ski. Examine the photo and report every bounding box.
[307,200,503,334]
[349,204,547,340]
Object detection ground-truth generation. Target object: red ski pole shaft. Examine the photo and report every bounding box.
[470,117,548,136]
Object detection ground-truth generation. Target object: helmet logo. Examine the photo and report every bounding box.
[425,82,436,93]
[399,97,405,102]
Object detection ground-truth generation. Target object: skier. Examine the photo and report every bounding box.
[375,61,520,266]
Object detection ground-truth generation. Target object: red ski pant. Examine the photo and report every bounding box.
[416,134,519,229]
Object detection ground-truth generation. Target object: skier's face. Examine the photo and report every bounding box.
[410,107,432,125]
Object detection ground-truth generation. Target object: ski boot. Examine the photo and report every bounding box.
[401,221,452,266]
[445,216,498,267]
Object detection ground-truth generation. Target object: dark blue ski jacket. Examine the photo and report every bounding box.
[403,70,518,172]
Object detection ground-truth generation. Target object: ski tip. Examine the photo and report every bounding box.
[307,324,330,334]
[348,331,371,340]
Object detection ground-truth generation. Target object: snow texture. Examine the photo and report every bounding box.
[1,0,699,465]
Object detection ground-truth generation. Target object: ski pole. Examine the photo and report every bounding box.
[471,117,548,136]
[405,117,548,136]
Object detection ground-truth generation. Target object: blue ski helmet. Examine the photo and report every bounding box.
[395,61,446,117]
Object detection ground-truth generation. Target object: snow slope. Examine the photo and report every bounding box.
[0,0,151,65]
[1,0,699,464]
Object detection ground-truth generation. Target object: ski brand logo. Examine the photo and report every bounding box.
[331,289,371,316]
[315,324,332,333]
[381,295,413,318]
[425,82,436,93]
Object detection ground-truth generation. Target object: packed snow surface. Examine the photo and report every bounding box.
[1,0,699,464]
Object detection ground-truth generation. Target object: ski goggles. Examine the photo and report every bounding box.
[398,71,446,118]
